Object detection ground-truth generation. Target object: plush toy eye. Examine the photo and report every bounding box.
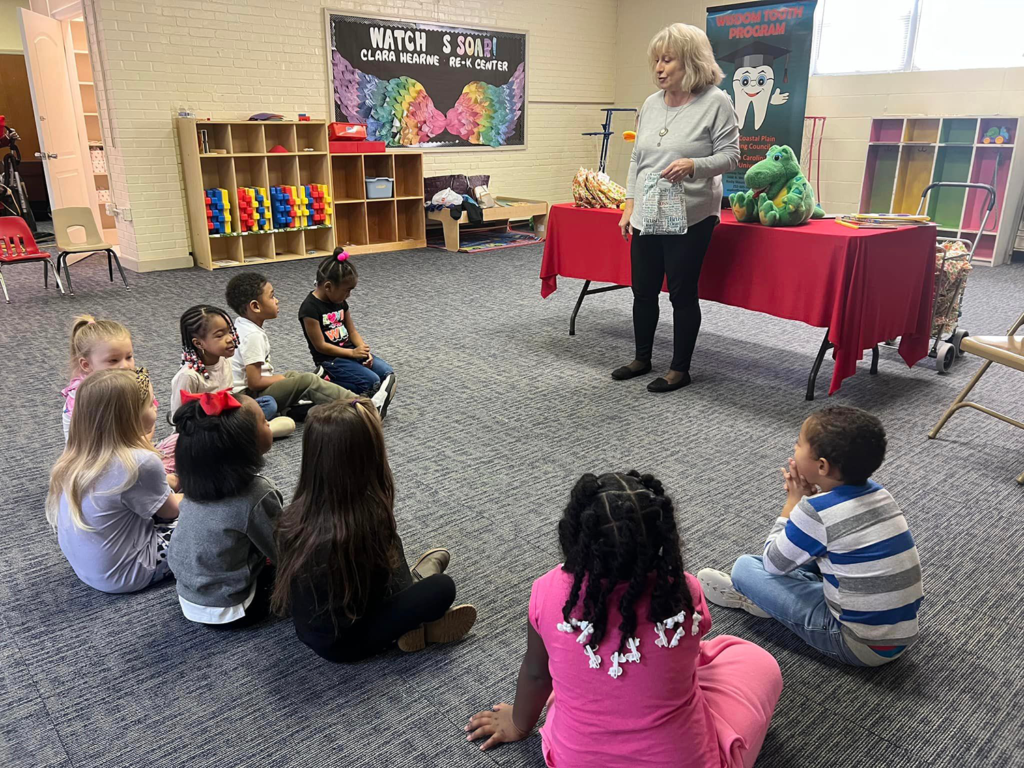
[741,75,750,87]
[757,74,766,86]
[773,153,782,161]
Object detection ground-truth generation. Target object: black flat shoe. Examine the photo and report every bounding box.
[647,372,692,392]
[611,361,652,380]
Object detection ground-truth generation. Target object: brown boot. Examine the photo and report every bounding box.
[398,605,477,652]
[412,548,450,581]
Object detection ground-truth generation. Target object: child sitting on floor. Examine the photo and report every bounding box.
[168,390,282,627]
[171,303,294,439]
[298,250,396,398]
[62,315,178,489]
[466,471,782,767]
[271,398,474,661]
[224,272,396,419]
[47,368,181,593]
[698,406,923,667]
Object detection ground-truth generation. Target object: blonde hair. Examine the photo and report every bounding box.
[69,315,131,377]
[648,23,724,92]
[46,369,158,531]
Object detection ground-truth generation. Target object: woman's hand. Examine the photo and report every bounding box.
[465,703,530,751]
[618,199,634,241]
[661,158,695,182]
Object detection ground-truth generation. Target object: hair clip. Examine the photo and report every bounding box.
[180,389,242,416]
[654,622,669,648]
[337,251,349,262]
[556,620,575,633]
[691,611,702,637]
[624,637,641,664]
[584,645,602,669]
[608,653,624,679]
[576,621,594,645]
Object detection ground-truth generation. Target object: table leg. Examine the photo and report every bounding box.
[570,280,591,336]
[870,345,879,375]
[806,328,833,401]
[441,216,460,252]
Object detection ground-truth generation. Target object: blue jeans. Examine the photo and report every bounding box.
[731,555,876,667]
[321,355,393,396]
[255,395,277,420]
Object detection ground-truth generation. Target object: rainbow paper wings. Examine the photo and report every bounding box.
[445,63,525,147]
[333,54,525,148]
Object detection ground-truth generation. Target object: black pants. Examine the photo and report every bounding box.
[209,564,276,630]
[630,215,718,373]
[302,536,456,663]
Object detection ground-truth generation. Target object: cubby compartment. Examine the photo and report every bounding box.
[363,154,394,182]
[977,118,1016,145]
[229,124,263,154]
[298,154,330,189]
[959,232,996,263]
[394,154,424,198]
[893,145,935,214]
[334,202,368,247]
[926,146,971,229]
[264,123,297,153]
[860,144,900,213]
[936,229,959,241]
[70,19,87,51]
[870,119,904,143]
[197,124,232,154]
[366,200,397,244]
[305,226,336,257]
[273,230,305,259]
[80,84,97,114]
[903,119,940,144]
[240,232,274,264]
[939,118,977,145]
[267,155,299,188]
[233,156,269,191]
[296,123,327,153]
[75,52,92,81]
[332,155,365,202]
[397,199,424,242]
[964,146,1011,232]
[201,157,238,232]
[210,236,242,267]
[84,114,101,143]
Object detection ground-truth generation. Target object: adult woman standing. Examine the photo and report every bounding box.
[614,24,739,393]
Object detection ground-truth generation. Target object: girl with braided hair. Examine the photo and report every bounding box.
[466,471,782,768]
[170,304,294,439]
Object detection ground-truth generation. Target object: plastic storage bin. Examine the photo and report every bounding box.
[365,177,394,199]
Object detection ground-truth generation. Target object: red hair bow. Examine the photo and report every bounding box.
[179,389,242,416]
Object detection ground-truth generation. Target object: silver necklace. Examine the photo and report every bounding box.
[658,93,692,147]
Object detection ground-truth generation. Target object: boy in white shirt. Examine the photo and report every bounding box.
[225,273,396,419]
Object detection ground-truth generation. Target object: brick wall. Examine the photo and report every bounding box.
[609,0,1024,214]
[86,0,618,270]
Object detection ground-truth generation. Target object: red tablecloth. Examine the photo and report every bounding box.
[540,204,936,394]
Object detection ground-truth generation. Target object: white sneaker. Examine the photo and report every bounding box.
[370,374,397,419]
[697,568,771,618]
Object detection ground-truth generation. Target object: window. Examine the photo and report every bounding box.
[812,0,1024,75]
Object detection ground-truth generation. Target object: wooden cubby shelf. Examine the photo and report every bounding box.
[179,118,426,268]
[859,115,1024,266]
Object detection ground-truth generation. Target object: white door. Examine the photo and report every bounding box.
[19,8,92,211]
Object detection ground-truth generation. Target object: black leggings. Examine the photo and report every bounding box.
[630,215,718,372]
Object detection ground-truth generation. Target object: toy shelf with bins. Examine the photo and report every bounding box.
[176,118,337,269]
[329,151,426,255]
[860,116,1024,265]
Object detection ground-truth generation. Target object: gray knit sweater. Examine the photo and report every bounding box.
[626,86,740,232]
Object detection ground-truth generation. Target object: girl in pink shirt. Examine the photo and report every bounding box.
[466,471,783,768]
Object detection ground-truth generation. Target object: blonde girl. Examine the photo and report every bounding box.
[61,315,135,440]
[47,368,181,593]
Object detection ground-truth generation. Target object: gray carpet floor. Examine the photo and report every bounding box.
[1,244,1022,768]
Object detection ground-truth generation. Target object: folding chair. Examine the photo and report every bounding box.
[929,309,1024,484]
[0,216,64,303]
[53,206,129,296]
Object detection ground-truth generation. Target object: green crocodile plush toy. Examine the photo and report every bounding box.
[729,145,825,226]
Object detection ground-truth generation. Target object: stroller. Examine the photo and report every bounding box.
[0,116,40,234]
[916,181,996,373]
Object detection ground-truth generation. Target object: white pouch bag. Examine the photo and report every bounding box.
[641,173,687,235]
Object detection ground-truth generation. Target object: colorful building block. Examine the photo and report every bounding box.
[205,187,231,235]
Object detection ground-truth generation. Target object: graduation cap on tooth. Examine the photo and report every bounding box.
[718,40,792,83]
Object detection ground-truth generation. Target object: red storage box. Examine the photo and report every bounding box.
[329,122,367,141]
[330,140,385,154]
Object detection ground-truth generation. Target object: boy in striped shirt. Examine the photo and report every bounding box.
[699,407,922,666]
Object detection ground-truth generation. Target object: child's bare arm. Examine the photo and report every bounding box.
[301,317,360,359]
[344,312,369,357]
[466,623,552,751]
[244,362,285,391]
[154,492,182,522]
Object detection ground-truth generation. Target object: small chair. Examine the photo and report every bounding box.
[0,216,64,303]
[52,206,129,296]
[929,309,1024,484]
